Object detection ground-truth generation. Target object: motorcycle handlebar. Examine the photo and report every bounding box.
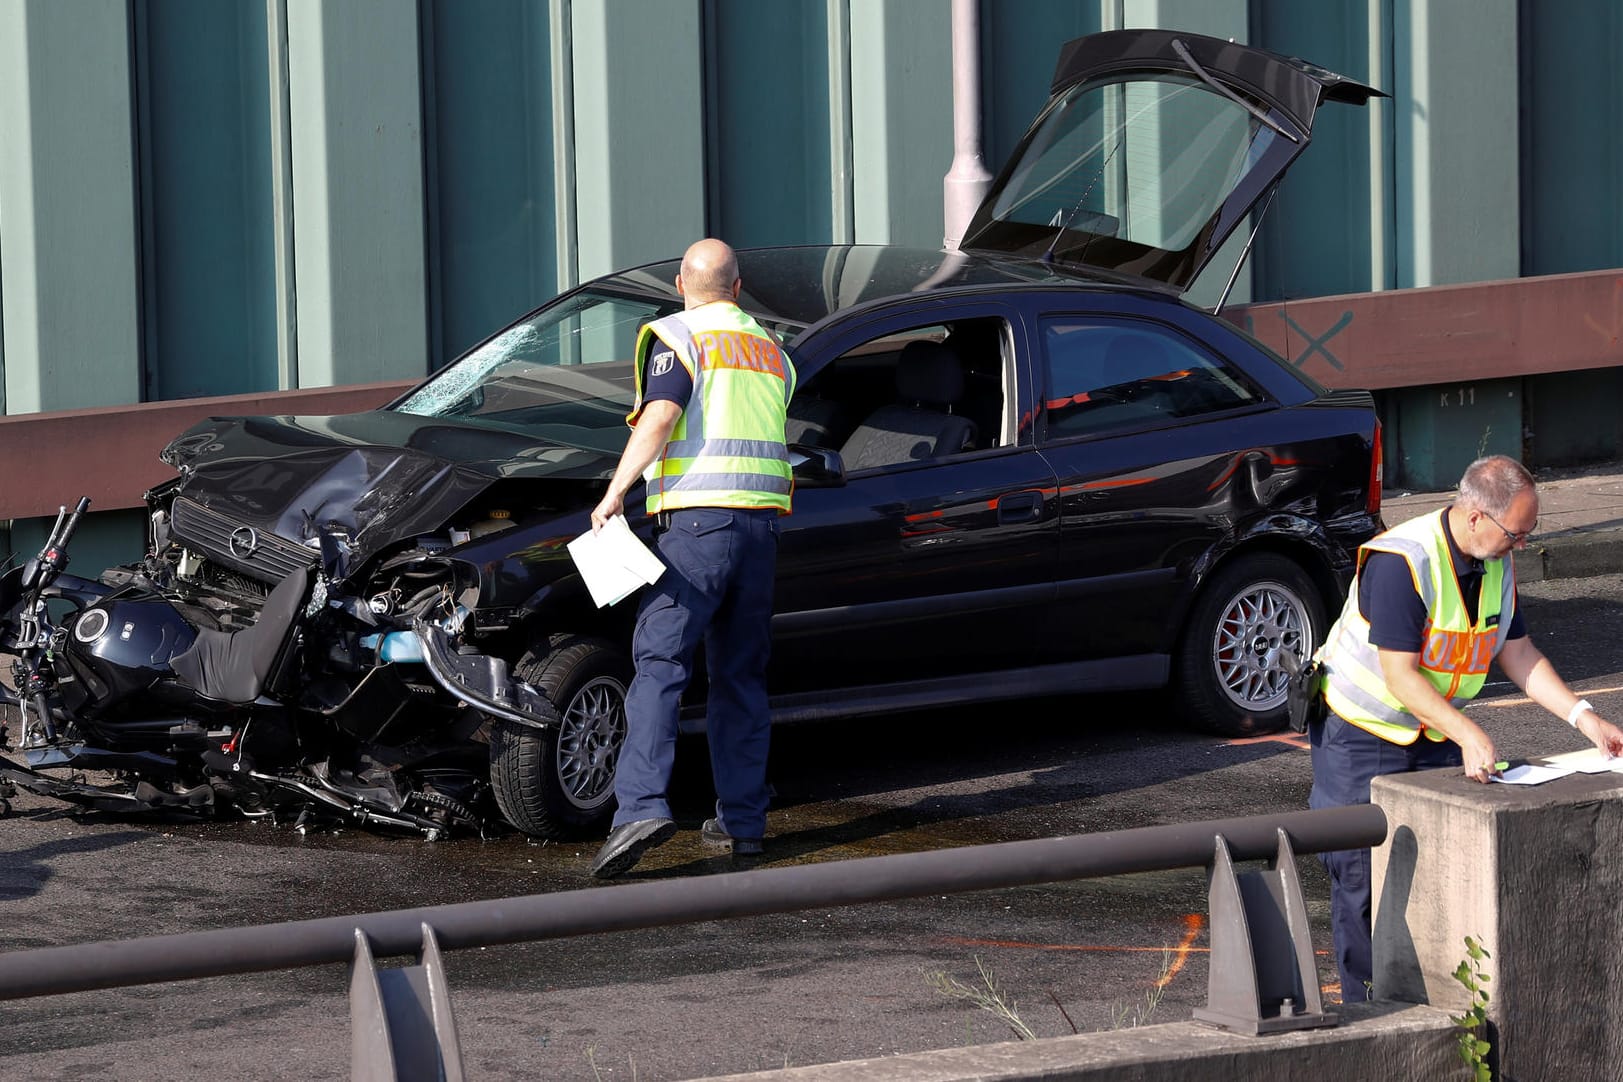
[31,690,58,744]
[42,505,69,553]
[54,497,91,552]
[21,497,91,599]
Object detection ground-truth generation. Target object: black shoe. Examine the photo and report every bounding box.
[591,818,676,879]
[700,817,764,857]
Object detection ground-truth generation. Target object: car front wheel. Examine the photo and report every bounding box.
[1175,553,1327,738]
[490,635,629,838]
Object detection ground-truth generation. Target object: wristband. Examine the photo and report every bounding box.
[1568,699,1594,727]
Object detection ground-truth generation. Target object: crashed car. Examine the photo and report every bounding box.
[1,30,1384,838]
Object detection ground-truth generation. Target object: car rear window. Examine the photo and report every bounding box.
[1041,318,1257,439]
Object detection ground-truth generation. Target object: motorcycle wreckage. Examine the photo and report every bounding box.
[0,498,569,840]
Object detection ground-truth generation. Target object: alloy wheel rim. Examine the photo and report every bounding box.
[1213,580,1306,710]
[555,675,627,810]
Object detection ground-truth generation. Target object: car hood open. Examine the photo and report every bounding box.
[160,410,615,566]
[959,28,1383,292]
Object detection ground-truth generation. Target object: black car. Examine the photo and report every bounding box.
[32,31,1385,838]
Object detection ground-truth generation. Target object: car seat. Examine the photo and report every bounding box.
[838,341,978,471]
[784,394,847,448]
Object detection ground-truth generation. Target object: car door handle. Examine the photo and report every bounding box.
[997,490,1044,524]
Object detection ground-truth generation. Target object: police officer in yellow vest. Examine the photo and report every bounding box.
[1310,454,1623,1000]
[588,238,796,879]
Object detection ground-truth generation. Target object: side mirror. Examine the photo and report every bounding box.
[788,445,846,488]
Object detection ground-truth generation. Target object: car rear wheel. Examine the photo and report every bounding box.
[1175,553,1326,738]
[490,635,629,838]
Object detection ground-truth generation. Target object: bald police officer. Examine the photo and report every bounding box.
[589,238,796,880]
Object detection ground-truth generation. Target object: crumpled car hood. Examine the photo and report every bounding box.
[161,410,617,569]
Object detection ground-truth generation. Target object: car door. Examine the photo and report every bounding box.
[767,302,1060,697]
[1030,302,1275,665]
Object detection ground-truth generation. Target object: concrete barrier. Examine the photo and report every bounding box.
[700,763,1623,1082]
[698,1001,1458,1081]
[1373,768,1623,1080]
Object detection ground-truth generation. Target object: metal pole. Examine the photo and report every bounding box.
[942,0,992,249]
[265,0,299,390]
[0,805,1385,1001]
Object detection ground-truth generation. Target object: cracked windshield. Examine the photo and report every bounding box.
[394,292,673,449]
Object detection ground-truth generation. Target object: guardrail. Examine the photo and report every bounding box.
[0,805,1386,1080]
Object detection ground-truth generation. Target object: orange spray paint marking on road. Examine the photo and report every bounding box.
[940,936,1208,955]
[941,914,1210,989]
[1221,731,1309,749]
[1468,684,1622,710]
[1154,913,1205,989]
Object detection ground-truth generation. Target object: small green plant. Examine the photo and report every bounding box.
[1107,947,1173,1030]
[1450,935,1493,1081]
[930,945,1178,1043]
[927,956,1037,1041]
[584,1045,639,1081]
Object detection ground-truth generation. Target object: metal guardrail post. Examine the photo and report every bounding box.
[350,923,465,1082]
[1194,828,1333,1034]
[0,803,1387,1081]
[0,805,1387,1004]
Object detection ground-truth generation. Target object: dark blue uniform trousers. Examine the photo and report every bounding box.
[1308,711,1461,1002]
[612,507,780,840]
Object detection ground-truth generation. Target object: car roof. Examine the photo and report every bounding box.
[585,244,1174,334]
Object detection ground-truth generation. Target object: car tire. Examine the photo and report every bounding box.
[1175,552,1326,738]
[489,635,630,838]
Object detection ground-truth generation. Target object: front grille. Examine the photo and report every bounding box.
[170,497,318,586]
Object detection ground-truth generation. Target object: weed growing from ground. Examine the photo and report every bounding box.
[929,944,1178,1041]
[584,1044,639,1081]
[1450,935,1492,1082]
[1108,947,1173,1029]
[927,955,1037,1041]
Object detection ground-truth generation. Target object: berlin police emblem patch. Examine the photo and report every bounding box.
[651,350,675,378]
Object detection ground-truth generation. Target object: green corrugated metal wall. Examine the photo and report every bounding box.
[3,0,1623,529]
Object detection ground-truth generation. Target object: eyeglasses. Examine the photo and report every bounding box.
[1481,509,1538,546]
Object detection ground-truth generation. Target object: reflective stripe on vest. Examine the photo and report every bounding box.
[629,301,796,514]
[1320,510,1515,744]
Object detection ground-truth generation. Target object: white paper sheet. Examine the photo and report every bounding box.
[1490,763,1577,786]
[1537,747,1623,774]
[567,515,666,608]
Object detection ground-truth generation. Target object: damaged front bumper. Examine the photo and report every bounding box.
[413,622,560,730]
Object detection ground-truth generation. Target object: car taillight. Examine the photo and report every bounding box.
[1367,418,1383,518]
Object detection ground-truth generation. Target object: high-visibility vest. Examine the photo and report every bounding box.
[1320,510,1516,744]
[629,301,796,514]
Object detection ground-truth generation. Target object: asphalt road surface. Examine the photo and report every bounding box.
[3,572,1620,1081]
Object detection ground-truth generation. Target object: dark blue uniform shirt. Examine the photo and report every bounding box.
[1358,507,1526,651]
[640,333,694,412]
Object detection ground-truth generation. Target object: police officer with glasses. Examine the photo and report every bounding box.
[1310,454,1623,1002]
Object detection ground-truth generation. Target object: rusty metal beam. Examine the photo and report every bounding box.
[1228,267,1623,391]
[0,381,414,520]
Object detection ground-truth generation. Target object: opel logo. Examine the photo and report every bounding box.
[229,526,260,559]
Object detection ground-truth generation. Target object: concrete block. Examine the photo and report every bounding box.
[1537,529,1623,581]
[1372,768,1623,1080]
[695,1001,1457,1082]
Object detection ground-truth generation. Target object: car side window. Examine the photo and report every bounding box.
[793,317,1011,471]
[1041,319,1257,439]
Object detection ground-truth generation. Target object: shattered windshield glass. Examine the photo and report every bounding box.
[394,291,677,447]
